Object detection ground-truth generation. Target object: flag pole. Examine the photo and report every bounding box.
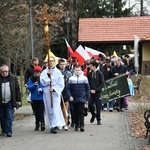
[35,4,57,108]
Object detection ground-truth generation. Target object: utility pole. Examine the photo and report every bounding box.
[128,0,131,16]
[29,0,34,59]
[140,0,144,16]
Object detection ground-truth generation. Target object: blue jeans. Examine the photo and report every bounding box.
[0,101,14,134]
[103,101,114,109]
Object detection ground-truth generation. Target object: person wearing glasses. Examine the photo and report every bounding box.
[0,64,21,137]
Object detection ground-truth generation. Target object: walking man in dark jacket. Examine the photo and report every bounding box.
[100,58,114,111]
[112,57,127,111]
[87,61,105,125]
[58,59,72,131]
[24,57,39,114]
[0,65,21,137]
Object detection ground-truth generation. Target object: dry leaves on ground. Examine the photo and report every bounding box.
[138,147,150,150]
[129,112,150,150]
[14,114,30,121]
[129,112,146,138]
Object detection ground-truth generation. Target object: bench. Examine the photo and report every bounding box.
[144,110,150,144]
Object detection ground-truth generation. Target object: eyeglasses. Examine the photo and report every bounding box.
[2,71,8,73]
[59,64,65,65]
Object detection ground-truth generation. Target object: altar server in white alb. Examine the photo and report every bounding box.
[40,56,65,134]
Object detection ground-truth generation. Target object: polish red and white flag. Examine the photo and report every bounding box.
[72,45,91,65]
[64,38,74,56]
[85,46,106,59]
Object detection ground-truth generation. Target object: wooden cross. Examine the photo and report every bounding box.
[35,4,58,108]
[35,4,57,51]
[36,4,57,23]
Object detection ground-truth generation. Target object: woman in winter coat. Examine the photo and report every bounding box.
[27,66,45,131]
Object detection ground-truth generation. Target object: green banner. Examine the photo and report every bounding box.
[101,74,130,104]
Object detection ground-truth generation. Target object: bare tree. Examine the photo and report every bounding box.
[130,0,150,16]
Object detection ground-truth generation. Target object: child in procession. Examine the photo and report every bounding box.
[66,65,90,132]
[27,66,45,131]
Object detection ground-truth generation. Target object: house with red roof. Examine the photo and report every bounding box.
[78,16,150,75]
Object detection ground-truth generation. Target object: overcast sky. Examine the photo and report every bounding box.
[125,0,150,15]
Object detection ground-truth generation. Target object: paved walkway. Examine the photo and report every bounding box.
[0,102,148,150]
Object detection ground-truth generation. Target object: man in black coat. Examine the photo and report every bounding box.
[112,57,127,112]
[24,57,39,114]
[87,61,105,125]
[100,58,114,111]
[0,65,21,137]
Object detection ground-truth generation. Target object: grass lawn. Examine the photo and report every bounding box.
[17,76,30,106]
[21,86,30,106]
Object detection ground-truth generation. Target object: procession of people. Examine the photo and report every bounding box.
[0,53,135,137]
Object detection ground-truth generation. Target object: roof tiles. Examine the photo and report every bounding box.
[78,16,150,42]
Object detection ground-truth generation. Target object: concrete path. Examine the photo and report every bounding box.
[0,102,148,150]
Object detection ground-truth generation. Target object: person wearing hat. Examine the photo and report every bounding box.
[27,66,45,131]
[100,58,114,111]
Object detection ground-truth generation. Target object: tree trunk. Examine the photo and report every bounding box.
[140,0,144,16]
[19,67,24,99]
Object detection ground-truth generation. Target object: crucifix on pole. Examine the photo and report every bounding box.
[35,4,58,108]
[35,4,57,58]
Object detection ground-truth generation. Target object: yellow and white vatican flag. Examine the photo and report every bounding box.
[113,51,118,57]
[45,50,58,65]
